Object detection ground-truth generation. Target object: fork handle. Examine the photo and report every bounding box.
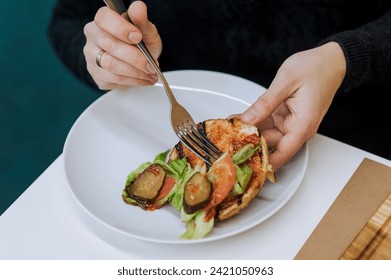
[103,0,179,107]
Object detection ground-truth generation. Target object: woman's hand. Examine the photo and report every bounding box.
[236,42,346,170]
[83,1,161,90]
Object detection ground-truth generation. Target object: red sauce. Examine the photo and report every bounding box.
[204,208,216,222]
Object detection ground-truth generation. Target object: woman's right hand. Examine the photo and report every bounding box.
[83,1,161,90]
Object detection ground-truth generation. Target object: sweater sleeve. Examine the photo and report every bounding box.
[47,0,104,90]
[323,10,391,93]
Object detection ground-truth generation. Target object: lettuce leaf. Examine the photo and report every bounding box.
[232,143,261,165]
[230,143,260,195]
[180,210,214,239]
[169,164,200,211]
[153,150,170,163]
[231,163,253,195]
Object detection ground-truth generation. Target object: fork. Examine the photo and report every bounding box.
[103,0,223,165]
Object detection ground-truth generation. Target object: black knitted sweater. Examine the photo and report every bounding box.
[48,0,391,158]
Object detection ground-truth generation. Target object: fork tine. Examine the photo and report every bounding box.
[183,122,222,160]
[186,122,223,158]
[176,130,215,166]
[176,121,222,164]
[175,120,224,165]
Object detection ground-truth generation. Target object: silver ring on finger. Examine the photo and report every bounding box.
[95,49,106,68]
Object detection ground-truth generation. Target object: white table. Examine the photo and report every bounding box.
[1,134,390,260]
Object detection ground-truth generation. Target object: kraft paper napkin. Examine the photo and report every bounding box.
[294,158,391,260]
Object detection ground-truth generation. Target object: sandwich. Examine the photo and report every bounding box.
[122,118,276,239]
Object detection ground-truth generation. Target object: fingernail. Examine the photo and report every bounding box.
[242,108,257,123]
[146,63,155,74]
[128,32,142,43]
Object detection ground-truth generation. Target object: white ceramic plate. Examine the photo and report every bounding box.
[64,70,308,244]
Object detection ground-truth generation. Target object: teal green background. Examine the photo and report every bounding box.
[0,1,98,214]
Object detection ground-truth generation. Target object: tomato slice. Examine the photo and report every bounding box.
[206,153,236,209]
[157,175,176,200]
[149,175,176,210]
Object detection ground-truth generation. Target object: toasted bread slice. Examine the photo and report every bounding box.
[218,134,276,220]
[169,118,276,221]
